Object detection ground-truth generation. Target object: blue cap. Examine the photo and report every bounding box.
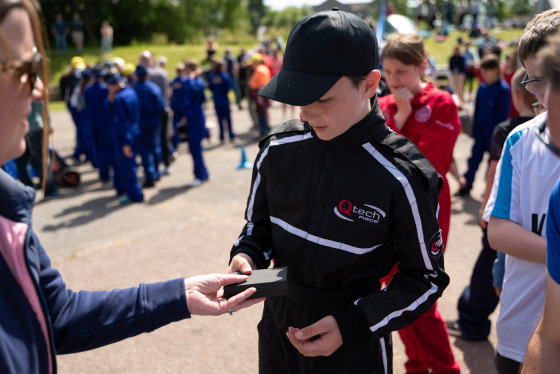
[105,72,123,85]
[92,66,103,78]
[81,69,92,79]
[135,64,148,76]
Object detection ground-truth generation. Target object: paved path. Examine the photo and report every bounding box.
[32,102,497,373]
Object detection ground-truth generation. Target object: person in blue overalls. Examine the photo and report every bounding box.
[182,60,209,186]
[133,65,165,188]
[455,54,510,196]
[169,62,186,149]
[207,59,235,144]
[71,68,96,164]
[105,73,143,204]
[84,66,110,180]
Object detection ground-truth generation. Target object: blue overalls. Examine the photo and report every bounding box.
[72,77,97,165]
[208,71,235,141]
[108,86,143,202]
[73,91,96,164]
[463,80,510,188]
[133,80,164,183]
[84,81,110,180]
[182,77,209,181]
[170,75,186,148]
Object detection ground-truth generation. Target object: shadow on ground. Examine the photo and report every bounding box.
[452,194,484,226]
[454,338,497,373]
[40,194,125,231]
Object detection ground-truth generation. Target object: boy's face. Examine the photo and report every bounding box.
[523,56,546,105]
[480,67,499,84]
[300,75,376,141]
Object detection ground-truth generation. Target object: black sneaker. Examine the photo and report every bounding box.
[142,180,156,188]
[446,319,463,338]
[453,186,471,197]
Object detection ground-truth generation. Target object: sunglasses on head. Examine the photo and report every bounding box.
[0,47,41,94]
[520,72,545,96]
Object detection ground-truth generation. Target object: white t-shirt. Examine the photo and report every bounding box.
[483,112,560,362]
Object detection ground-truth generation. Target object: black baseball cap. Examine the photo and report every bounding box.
[259,8,379,106]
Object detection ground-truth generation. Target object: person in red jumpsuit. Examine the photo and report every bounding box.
[378,33,461,374]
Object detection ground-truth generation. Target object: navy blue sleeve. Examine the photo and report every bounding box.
[547,181,560,285]
[34,233,190,354]
[497,84,511,124]
[225,73,233,91]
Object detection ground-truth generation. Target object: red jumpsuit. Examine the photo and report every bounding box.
[379,82,461,374]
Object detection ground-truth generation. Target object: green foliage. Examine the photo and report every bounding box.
[262,6,312,28]
[503,0,536,17]
[390,0,412,18]
[39,0,253,46]
[248,0,267,33]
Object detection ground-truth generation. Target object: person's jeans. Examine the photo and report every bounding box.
[101,36,113,55]
[495,351,522,374]
[457,229,499,340]
[55,34,67,54]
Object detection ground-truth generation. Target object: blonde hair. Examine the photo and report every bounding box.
[537,31,560,89]
[381,33,426,66]
[518,9,560,62]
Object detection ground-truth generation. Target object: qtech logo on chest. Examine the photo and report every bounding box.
[334,200,386,223]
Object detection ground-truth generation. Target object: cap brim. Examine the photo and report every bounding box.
[259,69,341,106]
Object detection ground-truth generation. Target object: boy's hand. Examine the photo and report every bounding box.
[286,316,343,357]
[227,253,256,275]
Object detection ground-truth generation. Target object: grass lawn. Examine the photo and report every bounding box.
[424,27,523,67]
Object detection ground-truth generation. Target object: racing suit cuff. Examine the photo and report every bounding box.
[332,309,370,347]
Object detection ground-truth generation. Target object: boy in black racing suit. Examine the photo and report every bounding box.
[227,9,450,374]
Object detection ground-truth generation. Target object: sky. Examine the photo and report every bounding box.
[264,0,372,11]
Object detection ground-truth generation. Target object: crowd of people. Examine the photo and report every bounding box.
[415,0,499,35]
[50,41,288,204]
[3,1,560,373]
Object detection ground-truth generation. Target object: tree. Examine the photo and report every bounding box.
[248,0,267,33]
[38,0,257,46]
[504,0,536,17]
[262,6,312,28]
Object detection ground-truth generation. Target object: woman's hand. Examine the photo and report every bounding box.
[184,273,264,316]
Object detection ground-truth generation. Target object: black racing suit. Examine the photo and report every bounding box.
[230,103,450,374]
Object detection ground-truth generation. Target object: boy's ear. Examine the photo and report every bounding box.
[364,70,381,98]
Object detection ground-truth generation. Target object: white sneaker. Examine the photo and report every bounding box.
[162,167,172,176]
[188,178,203,187]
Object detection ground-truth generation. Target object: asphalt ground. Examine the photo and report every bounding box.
[32,100,498,373]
